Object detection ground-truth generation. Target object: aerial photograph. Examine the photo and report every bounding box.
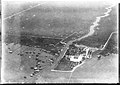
[1,0,118,83]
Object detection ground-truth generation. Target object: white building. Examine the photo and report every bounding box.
[68,47,92,62]
[69,54,86,62]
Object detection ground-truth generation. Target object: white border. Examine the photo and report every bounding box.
[116,3,119,83]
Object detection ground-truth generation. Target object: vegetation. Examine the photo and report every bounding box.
[5,33,62,55]
[18,46,56,78]
[74,7,117,48]
[100,33,118,56]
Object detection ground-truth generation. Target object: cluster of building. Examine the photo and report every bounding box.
[66,44,96,62]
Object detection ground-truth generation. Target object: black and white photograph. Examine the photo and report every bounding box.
[1,0,119,83]
[0,0,1,83]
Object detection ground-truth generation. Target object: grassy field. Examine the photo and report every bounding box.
[3,2,115,83]
[35,54,118,83]
[74,6,117,48]
[4,2,106,39]
[100,33,118,56]
[68,54,118,83]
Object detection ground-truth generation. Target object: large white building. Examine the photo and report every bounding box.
[67,47,92,62]
[69,55,84,62]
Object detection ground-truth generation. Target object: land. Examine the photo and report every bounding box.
[99,33,118,56]
[3,44,57,82]
[3,1,118,83]
[74,7,117,48]
[5,33,62,56]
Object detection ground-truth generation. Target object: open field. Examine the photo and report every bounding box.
[35,54,118,83]
[74,6,117,48]
[4,1,106,39]
[3,44,56,83]
[68,54,118,83]
[2,1,118,83]
[100,33,118,56]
